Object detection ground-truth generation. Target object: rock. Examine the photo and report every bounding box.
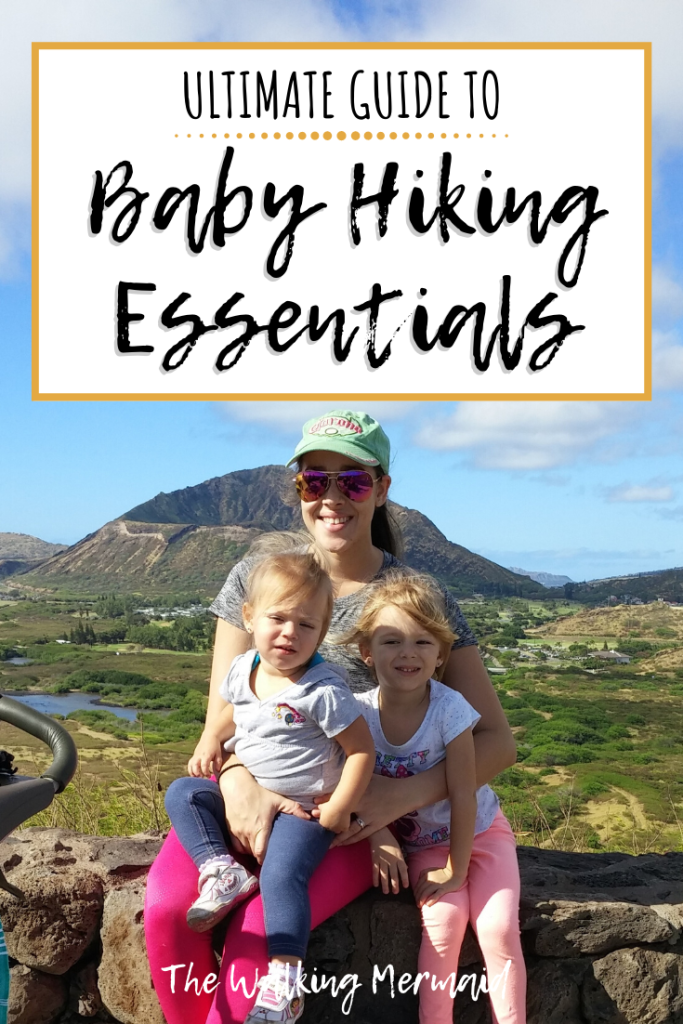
[591,947,683,1024]
[651,902,683,939]
[0,829,163,886]
[532,900,676,957]
[3,829,683,1024]
[581,968,629,1023]
[460,926,483,967]
[0,872,103,974]
[369,901,422,980]
[68,961,103,1017]
[98,886,164,1024]
[367,902,422,1024]
[308,915,355,970]
[517,847,683,906]
[8,965,67,1024]
[450,991,492,1024]
[526,960,584,1024]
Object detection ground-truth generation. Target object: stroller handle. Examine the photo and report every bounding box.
[0,695,78,794]
[0,694,78,895]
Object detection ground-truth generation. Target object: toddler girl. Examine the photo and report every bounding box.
[346,575,526,1024]
[165,551,374,1024]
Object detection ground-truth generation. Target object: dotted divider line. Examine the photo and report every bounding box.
[175,130,508,139]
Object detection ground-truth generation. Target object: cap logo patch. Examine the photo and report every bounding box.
[309,416,363,437]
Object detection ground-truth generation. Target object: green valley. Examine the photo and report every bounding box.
[2,594,682,852]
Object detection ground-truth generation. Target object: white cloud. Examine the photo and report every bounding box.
[652,265,683,326]
[0,201,30,278]
[218,400,419,430]
[5,0,682,208]
[412,0,683,157]
[414,401,639,470]
[653,328,683,390]
[604,482,674,503]
[0,0,348,202]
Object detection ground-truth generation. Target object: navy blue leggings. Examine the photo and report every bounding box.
[165,776,333,959]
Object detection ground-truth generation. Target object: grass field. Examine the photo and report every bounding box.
[2,595,683,853]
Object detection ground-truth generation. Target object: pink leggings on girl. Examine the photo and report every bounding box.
[144,828,373,1024]
[407,810,526,1024]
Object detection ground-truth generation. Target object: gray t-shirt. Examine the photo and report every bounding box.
[355,682,500,851]
[210,551,478,693]
[219,651,362,810]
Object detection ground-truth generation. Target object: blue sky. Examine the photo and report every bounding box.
[2,1,682,583]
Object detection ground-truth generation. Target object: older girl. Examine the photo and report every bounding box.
[348,575,526,1024]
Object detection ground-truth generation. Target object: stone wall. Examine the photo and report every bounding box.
[1,829,682,1024]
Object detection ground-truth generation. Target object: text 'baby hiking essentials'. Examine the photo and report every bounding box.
[287,410,391,473]
[294,469,376,503]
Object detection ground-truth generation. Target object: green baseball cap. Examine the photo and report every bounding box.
[286,410,391,473]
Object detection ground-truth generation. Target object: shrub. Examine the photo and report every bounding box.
[65,669,156,689]
[66,709,131,741]
[50,681,72,694]
[581,778,609,796]
[522,744,597,767]
[505,709,544,727]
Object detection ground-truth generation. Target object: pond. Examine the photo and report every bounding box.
[1,692,139,722]
[5,658,32,666]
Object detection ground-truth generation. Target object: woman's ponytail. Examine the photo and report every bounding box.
[371,503,402,557]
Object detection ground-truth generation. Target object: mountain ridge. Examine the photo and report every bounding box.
[509,567,574,588]
[9,466,683,603]
[11,466,545,598]
[0,532,66,561]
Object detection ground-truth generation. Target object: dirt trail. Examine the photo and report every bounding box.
[541,769,573,788]
[611,787,649,829]
[76,725,127,743]
[584,787,649,833]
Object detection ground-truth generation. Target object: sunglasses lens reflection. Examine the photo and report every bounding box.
[295,471,375,502]
[338,473,374,500]
[296,471,328,500]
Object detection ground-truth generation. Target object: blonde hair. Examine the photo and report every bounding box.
[343,573,456,681]
[243,550,334,646]
[245,530,313,559]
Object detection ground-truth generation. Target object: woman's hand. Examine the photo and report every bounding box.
[325,776,406,845]
[413,865,466,909]
[370,827,409,895]
[188,730,223,778]
[321,771,446,847]
[219,765,311,864]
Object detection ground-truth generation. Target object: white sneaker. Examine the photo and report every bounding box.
[244,972,305,1023]
[186,860,258,932]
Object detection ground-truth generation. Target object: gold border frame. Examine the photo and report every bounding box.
[32,41,652,402]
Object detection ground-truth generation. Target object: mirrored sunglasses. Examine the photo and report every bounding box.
[294,469,377,502]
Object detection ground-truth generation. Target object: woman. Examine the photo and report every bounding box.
[144,409,516,1024]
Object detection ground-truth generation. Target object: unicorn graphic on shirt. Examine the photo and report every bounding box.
[272,703,306,725]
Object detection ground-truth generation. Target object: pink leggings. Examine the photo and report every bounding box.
[144,828,372,1024]
[407,810,526,1024]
